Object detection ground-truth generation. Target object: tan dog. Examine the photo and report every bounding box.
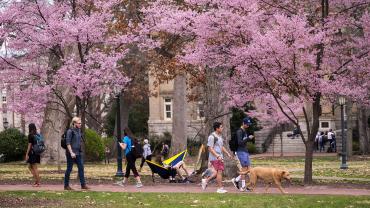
[239,167,291,194]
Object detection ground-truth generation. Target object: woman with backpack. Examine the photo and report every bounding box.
[25,123,41,187]
[118,127,143,188]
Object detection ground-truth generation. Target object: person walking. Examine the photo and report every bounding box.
[201,122,233,193]
[25,123,41,187]
[327,129,336,152]
[139,139,152,172]
[64,117,89,190]
[319,132,325,152]
[104,146,110,165]
[160,142,169,161]
[231,117,254,192]
[118,127,143,188]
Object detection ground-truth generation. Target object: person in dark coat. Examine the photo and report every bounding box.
[25,123,41,187]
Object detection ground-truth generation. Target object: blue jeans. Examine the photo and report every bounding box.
[64,153,85,187]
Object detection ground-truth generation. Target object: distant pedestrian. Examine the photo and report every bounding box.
[104,146,110,164]
[161,142,169,160]
[25,123,41,187]
[139,139,152,172]
[118,127,143,188]
[315,131,321,152]
[327,129,336,152]
[201,122,233,193]
[319,132,325,152]
[64,117,89,190]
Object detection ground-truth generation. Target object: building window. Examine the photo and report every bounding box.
[164,98,172,120]
[2,96,6,103]
[3,117,9,129]
[197,101,205,119]
[321,122,329,128]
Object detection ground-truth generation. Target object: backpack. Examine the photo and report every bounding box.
[131,138,143,159]
[229,130,239,153]
[61,129,73,149]
[32,134,46,155]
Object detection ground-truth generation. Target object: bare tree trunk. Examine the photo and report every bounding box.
[21,114,26,134]
[171,74,187,155]
[86,96,106,133]
[280,130,283,157]
[120,93,131,132]
[41,86,75,164]
[199,68,222,172]
[368,109,370,151]
[303,94,320,185]
[199,68,235,177]
[272,132,275,157]
[346,101,353,156]
[222,112,238,178]
[359,106,369,155]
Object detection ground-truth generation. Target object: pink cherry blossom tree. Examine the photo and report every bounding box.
[139,0,370,183]
[0,0,130,124]
[0,0,131,162]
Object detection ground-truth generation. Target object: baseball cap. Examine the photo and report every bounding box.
[243,117,252,125]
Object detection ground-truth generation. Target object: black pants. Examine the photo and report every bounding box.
[105,154,110,164]
[140,155,152,168]
[125,153,139,178]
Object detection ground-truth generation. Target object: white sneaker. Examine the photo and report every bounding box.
[136,183,143,188]
[201,179,207,190]
[216,187,228,193]
[115,181,124,187]
[231,178,240,190]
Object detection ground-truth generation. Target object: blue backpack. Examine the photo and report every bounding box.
[32,134,46,155]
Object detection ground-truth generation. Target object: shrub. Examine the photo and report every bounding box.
[247,142,257,154]
[0,128,27,162]
[187,138,202,156]
[102,136,115,149]
[84,129,104,162]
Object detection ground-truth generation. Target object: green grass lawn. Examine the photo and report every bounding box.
[1,191,370,208]
[1,155,369,185]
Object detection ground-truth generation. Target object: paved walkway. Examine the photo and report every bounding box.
[1,183,370,196]
[250,152,338,158]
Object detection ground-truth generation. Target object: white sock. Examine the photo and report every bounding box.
[241,180,246,188]
[235,175,241,182]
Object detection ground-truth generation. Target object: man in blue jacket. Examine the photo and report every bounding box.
[64,117,89,190]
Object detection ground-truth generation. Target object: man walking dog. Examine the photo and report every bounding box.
[231,117,254,191]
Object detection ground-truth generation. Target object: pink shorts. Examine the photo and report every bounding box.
[210,160,224,171]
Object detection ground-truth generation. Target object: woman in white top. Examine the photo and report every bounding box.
[139,139,152,172]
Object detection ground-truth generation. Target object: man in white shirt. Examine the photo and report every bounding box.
[201,122,233,193]
[327,129,336,152]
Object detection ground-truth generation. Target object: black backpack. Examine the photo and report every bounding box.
[229,130,238,153]
[61,129,73,149]
[32,134,46,155]
[131,138,143,159]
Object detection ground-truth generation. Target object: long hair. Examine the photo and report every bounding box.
[123,127,133,138]
[28,123,37,135]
